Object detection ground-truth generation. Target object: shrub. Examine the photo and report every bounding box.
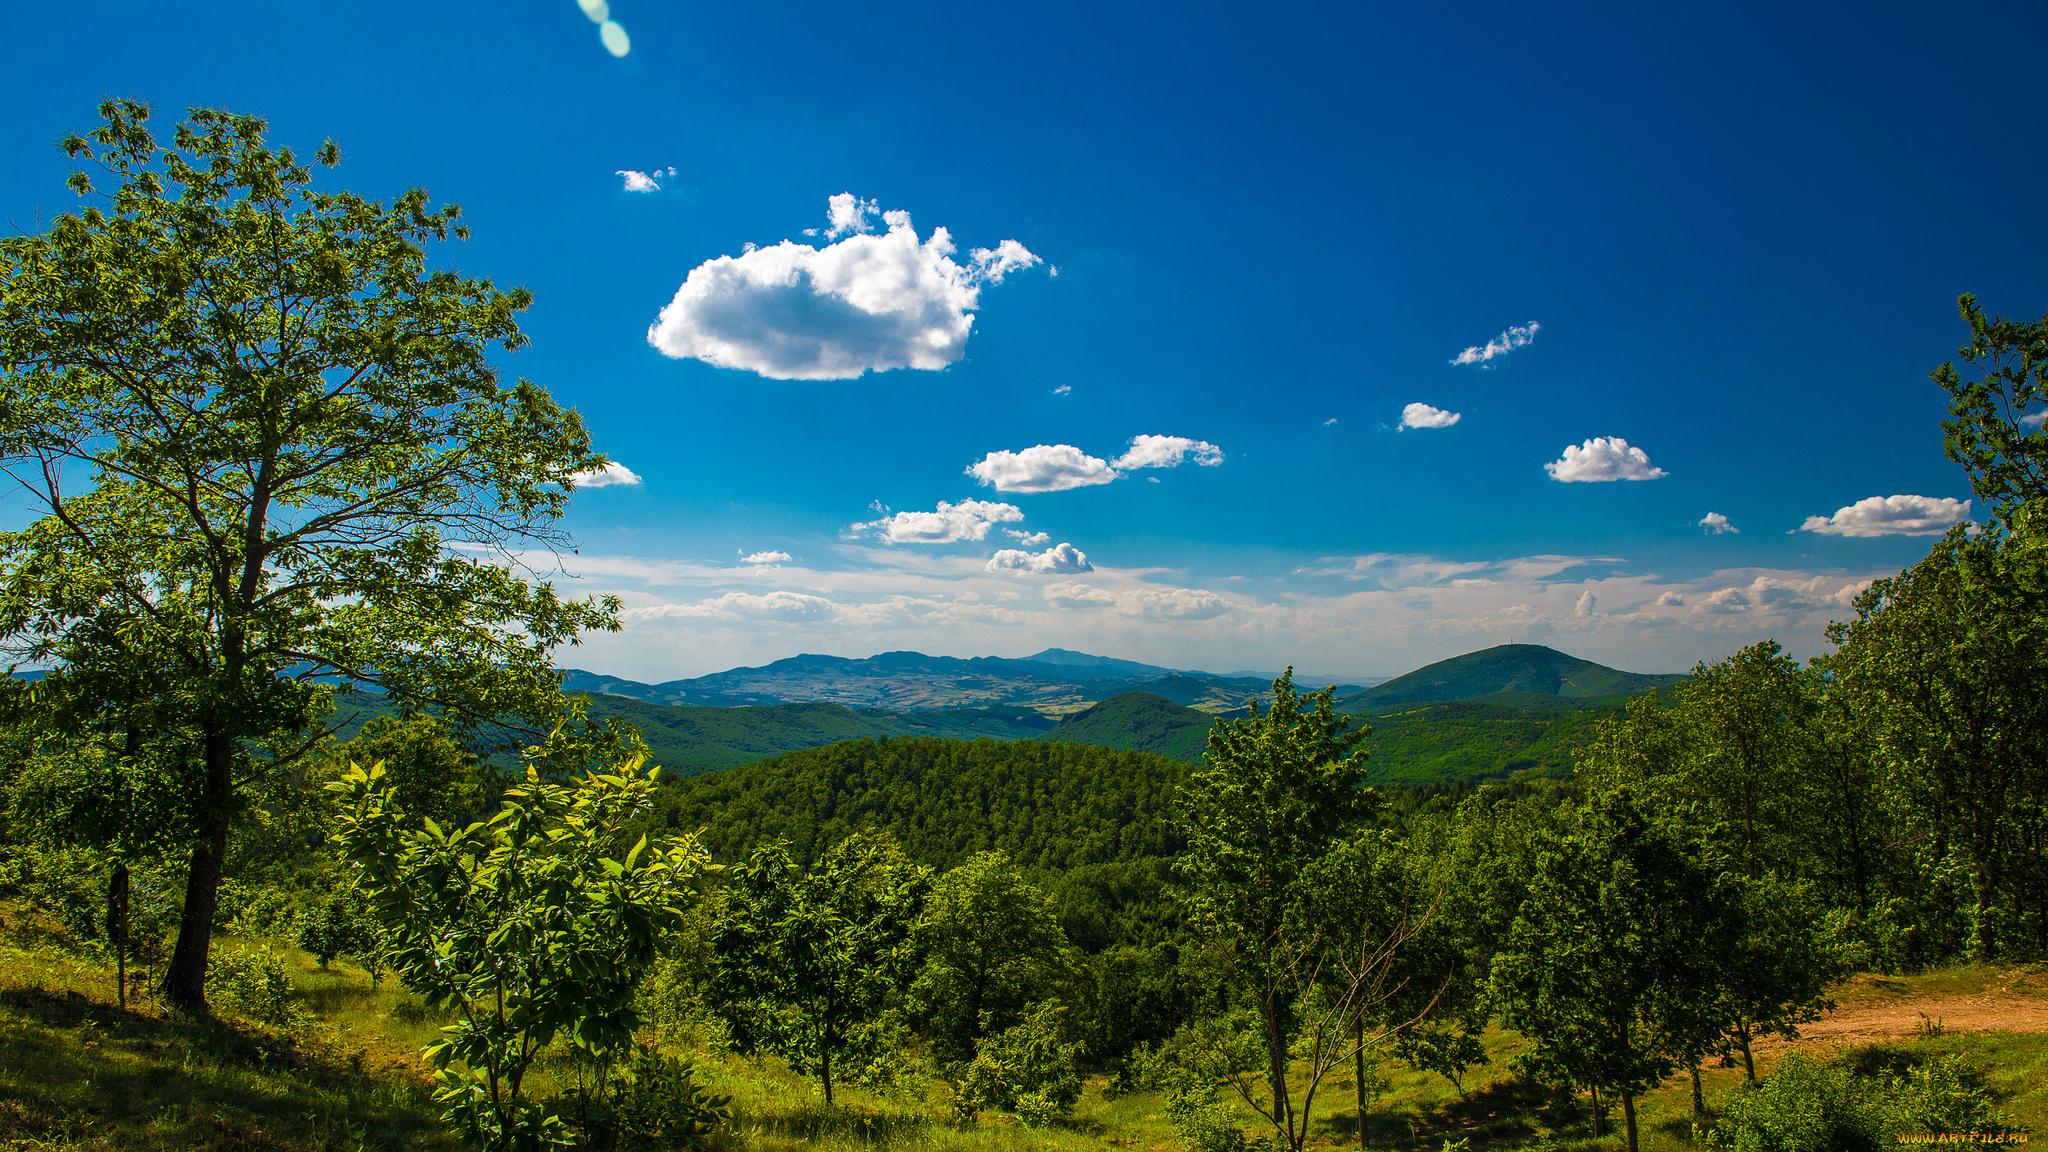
[556,1045,732,1151]
[951,1001,1084,1126]
[1704,1052,2016,1152]
[206,946,308,1029]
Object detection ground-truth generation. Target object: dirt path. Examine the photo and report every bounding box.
[1755,974,2048,1052]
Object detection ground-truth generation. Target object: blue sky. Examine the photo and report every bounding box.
[7,1,2045,680]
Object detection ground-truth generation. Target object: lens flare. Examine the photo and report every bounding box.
[576,0,608,22]
[600,20,631,56]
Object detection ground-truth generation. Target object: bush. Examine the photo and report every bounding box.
[1704,1052,2016,1152]
[206,946,308,1029]
[556,1045,732,1151]
[298,886,384,973]
[951,1001,1084,1126]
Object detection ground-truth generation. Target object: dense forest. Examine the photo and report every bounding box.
[0,106,2044,1152]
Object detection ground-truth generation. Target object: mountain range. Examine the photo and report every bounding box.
[560,648,1377,717]
[554,643,1686,784]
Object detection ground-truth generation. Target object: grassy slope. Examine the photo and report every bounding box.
[2,897,2042,1152]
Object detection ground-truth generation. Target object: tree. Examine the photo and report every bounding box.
[0,101,624,1010]
[912,849,1075,1066]
[329,754,713,1152]
[1490,797,1728,1152]
[1826,528,2048,959]
[706,831,930,1105]
[1175,669,1380,1150]
[1935,293,2048,531]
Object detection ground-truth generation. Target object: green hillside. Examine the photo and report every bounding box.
[1044,691,1214,760]
[1337,643,1684,709]
[575,694,1052,775]
[641,736,1190,870]
[1040,688,1651,785]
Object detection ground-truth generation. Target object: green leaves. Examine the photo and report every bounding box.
[329,755,712,1151]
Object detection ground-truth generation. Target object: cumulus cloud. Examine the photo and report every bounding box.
[1544,437,1668,483]
[740,551,792,565]
[1005,529,1051,546]
[1110,434,1225,470]
[1699,512,1738,535]
[2022,411,2046,429]
[966,445,1120,492]
[850,499,1023,544]
[1798,495,1973,537]
[1575,591,1598,618]
[966,435,1224,493]
[1451,322,1540,366]
[618,170,660,193]
[986,542,1094,575]
[1690,575,1866,617]
[573,461,643,488]
[646,196,1041,380]
[1400,402,1461,430]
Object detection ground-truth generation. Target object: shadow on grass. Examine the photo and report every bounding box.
[1348,1075,1585,1150]
[0,982,452,1150]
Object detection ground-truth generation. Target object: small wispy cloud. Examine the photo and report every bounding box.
[1452,322,1539,366]
[1544,437,1666,483]
[1798,495,1972,537]
[740,550,793,565]
[1698,512,1738,535]
[2023,411,2047,429]
[616,167,674,193]
[1322,417,1338,426]
[1005,529,1051,547]
[1053,385,1072,395]
[572,461,643,488]
[1399,402,1461,430]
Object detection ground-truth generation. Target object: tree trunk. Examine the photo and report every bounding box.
[1691,1064,1704,1117]
[821,1040,833,1107]
[1354,1015,1367,1150]
[163,724,233,1012]
[1590,1084,1603,1138]
[107,864,130,1009]
[1971,844,1999,960]
[1621,1091,1639,1152]
[1266,991,1290,1134]
[1736,1022,1756,1084]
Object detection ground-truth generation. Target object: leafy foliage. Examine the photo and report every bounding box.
[330,756,711,1151]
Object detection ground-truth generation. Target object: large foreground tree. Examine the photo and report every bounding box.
[0,101,623,1009]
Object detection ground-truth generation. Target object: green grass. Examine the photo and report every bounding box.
[4,904,2043,1152]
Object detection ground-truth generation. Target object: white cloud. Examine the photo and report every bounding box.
[1052,385,1072,395]
[617,170,660,193]
[966,435,1224,493]
[986,542,1094,575]
[824,192,879,238]
[1399,402,1461,430]
[850,499,1024,544]
[1655,591,1685,606]
[741,550,793,564]
[1798,495,1973,537]
[1574,591,1598,618]
[1451,322,1539,366]
[2022,411,2046,429]
[1690,575,1867,616]
[1544,437,1667,483]
[1110,434,1225,470]
[966,444,1119,493]
[628,590,837,623]
[1005,529,1051,546]
[646,196,1041,380]
[573,461,643,488]
[1323,417,1338,426]
[1699,512,1738,535]
[1040,581,1230,620]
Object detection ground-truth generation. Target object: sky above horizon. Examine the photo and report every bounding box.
[6,1,2046,681]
